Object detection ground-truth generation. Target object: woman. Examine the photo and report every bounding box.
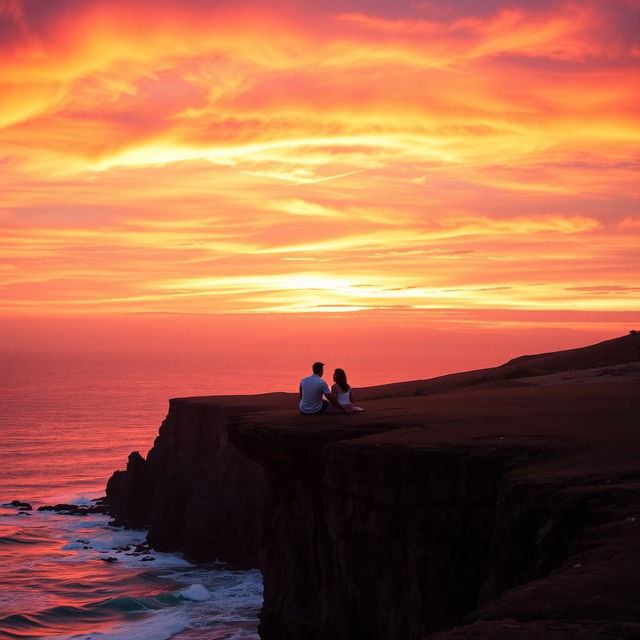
[331,368,365,413]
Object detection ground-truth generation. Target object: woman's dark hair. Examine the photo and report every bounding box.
[334,368,349,392]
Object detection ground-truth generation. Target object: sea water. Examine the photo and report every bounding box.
[0,350,280,640]
[0,506,262,640]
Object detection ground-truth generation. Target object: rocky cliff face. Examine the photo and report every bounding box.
[105,334,640,638]
[228,424,546,639]
[228,372,640,639]
[106,397,266,567]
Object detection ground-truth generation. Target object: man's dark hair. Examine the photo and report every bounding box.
[312,361,324,374]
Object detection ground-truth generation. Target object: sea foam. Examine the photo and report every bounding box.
[179,584,211,601]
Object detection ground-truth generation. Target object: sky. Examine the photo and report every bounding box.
[1,0,639,362]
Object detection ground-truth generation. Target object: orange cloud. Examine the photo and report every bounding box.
[0,0,638,320]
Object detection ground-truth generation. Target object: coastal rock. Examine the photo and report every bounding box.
[36,502,111,516]
[88,505,109,514]
[38,503,80,513]
[105,451,150,526]
[105,398,268,566]
[9,500,32,510]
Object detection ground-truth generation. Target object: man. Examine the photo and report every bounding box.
[299,361,347,414]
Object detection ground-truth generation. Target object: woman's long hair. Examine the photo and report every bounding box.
[334,368,349,392]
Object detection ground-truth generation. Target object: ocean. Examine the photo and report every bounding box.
[0,350,277,640]
[0,346,438,640]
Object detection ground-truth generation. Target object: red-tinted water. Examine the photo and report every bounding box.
[0,349,271,640]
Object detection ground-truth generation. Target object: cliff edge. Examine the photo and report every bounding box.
[106,333,640,637]
[106,395,276,566]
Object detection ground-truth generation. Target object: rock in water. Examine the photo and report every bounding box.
[105,451,150,527]
[9,500,32,510]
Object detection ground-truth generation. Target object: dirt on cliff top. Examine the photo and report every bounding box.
[359,332,640,399]
[177,333,640,478]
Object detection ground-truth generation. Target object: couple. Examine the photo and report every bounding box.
[299,361,365,415]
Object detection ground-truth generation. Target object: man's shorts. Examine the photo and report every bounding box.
[300,400,329,415]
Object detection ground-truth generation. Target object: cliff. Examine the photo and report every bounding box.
[106,333,640,637]
[106,395,279,566]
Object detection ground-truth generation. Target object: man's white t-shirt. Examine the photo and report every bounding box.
[299,374,330,414]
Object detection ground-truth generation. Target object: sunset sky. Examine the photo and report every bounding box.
[1,0,639,356]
